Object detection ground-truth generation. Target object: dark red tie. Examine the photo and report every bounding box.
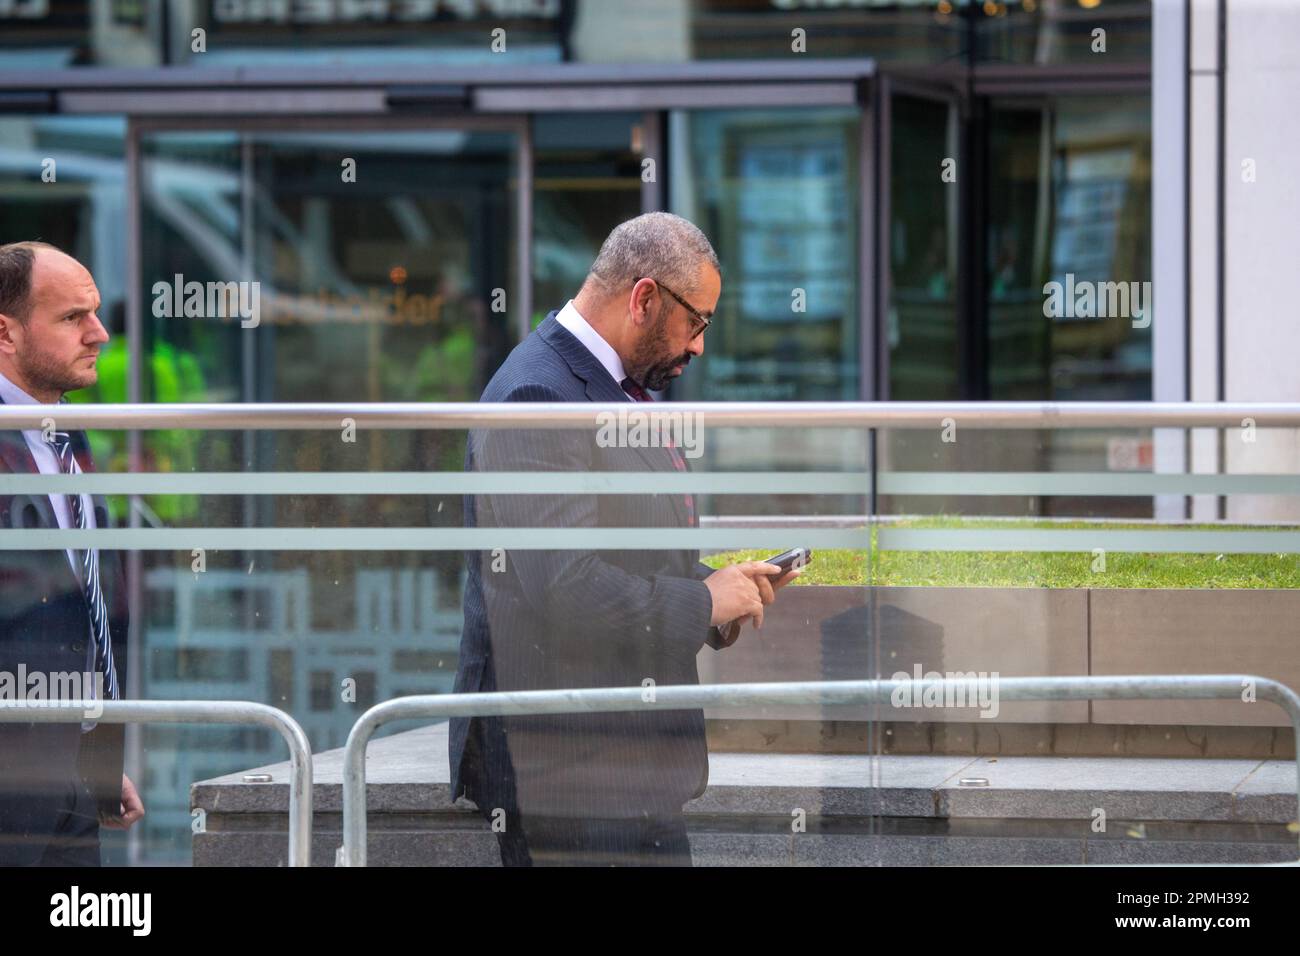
[620,377,696,526]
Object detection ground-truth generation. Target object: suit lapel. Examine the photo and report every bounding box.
[0,427,38,477]
[538,313,625,403]
[0,393,38,473]
[0,394,60,530]
[538,313,689,527]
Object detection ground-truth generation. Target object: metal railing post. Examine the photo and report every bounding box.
[339,675,1300,867]
[0,699,313,867]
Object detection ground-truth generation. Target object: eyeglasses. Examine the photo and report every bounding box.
[638,277,712,339]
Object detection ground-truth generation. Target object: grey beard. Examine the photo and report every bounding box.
[642,361,683,392]
[628,304,685,391]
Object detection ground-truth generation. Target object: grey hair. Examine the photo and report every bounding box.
[586,212,720,298]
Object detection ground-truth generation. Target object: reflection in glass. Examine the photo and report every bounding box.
[987,95,1151,404]
[131,125,518,861]
[532,113,642,329]
[0,0,157,68]
[977,0,1151,65]
[887,92,960,401]
[670,108,859,404]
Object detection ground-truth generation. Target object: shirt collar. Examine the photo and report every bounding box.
[554,299,631,391]
[0,368,39,407]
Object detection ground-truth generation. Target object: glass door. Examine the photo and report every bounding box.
[983,93,1153,518]
[125,117,522,862]
[669,106,862,406]
[876,78,968,519]
[879,77,964,403]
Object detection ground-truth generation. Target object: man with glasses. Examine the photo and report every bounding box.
[453,213,799,866]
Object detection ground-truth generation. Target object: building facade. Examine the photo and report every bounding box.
[3,0,1296,863]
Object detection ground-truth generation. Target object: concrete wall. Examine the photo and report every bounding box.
[698,585,1300,729]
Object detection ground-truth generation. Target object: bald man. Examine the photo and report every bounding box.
[0,241,143,866]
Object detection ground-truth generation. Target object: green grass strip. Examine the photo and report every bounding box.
[702,519,1300,589]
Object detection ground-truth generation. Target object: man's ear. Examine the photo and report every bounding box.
[627,278,656,327]
[0,313,19,357]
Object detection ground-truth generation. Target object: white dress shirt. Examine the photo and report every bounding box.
[555,300,637,402]
[0,368,101,728]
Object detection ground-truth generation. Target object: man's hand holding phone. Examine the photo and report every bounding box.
[703,561,770,627]
[702,549,811,648]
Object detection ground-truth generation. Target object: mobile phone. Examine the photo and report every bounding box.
[761,548,813,575]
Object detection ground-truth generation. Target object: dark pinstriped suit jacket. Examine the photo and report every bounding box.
[450,311,718,821]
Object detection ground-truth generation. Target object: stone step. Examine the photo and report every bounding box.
[190,723,1300,866]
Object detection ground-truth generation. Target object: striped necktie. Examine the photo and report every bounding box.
[620,377,696,526]
[48,430,119,701]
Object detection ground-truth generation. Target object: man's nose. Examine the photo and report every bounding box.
[85,312,110,345]
[687,332,705,357]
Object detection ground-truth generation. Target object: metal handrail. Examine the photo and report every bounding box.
[0,699,313,867]
[2,401,1300,430]
[338,675,1300,867]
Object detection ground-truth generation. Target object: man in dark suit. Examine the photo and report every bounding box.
[452,213,798,866]
[0,241,143,866]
